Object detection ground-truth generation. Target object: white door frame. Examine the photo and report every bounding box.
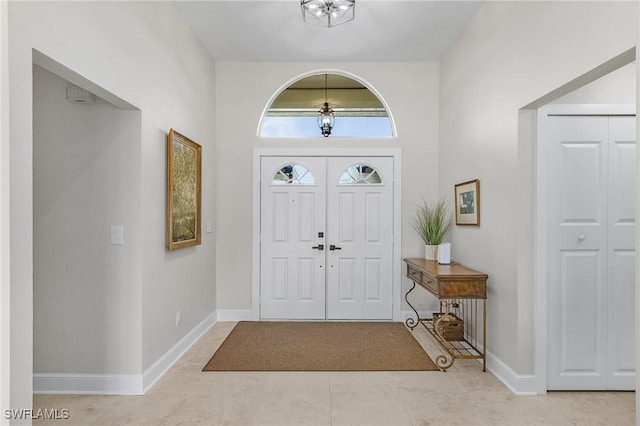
[535,104,636,394]
[252,147,402,321]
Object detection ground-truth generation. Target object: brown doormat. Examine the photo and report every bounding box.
[203,321,438,371]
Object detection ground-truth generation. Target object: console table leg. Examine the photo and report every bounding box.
[435,354,455,371]
[404,280,419,330]
[483,299,487,372]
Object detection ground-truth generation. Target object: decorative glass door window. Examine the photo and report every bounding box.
[339,164,382,184]
[271,163,316,185]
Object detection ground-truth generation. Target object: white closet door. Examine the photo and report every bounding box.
[545,107,635,390]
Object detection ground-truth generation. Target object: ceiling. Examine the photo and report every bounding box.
[173,1,484,62]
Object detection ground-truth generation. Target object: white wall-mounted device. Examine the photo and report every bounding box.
[437,243,451,264]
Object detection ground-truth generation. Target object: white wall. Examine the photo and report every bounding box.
[553,62,636,104]
[33,66,141,374]
[215,62,440,315]
[8,0,216,403]
[439,1,638,380]
[0,0,11,421]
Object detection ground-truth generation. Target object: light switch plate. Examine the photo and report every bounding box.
[110,225,124,245]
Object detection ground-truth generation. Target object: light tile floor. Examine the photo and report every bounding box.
[33,321,635,426]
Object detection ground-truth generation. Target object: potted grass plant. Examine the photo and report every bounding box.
[410,198,453,260]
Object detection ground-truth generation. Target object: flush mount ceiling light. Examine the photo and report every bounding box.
[301,0,355,28]
[318,74,335,137]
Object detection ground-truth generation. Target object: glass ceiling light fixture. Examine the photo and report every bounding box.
[318,74,335,138]
[301,0,355,28]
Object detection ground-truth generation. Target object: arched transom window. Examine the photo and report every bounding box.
[260,73,394,138]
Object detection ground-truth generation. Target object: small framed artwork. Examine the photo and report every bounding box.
[454,179,480,226]
[167,129,202,250]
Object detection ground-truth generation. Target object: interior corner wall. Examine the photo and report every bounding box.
[8,0,216,401]
[32,65,141,375]
[214,62,440,315]
[439,1,638,377]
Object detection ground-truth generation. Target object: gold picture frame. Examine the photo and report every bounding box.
[167,129,202,250]
[454,179,480,226]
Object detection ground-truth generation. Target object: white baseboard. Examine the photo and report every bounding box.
[216,309,256,321]
[33,310,218,395]
[33,373,143,395]
[485,350,537,395]
[142,311,217,393]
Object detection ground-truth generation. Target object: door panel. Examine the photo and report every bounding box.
[338,192,356,242]
[547,115,609,390]
[260,157,326,319]
[560,142,604,223]
[365,193,382,242]
[338,258,355,300]
[609,250,635,380]
[609,117,636,249]
[606,116,636,389]
[271,258,288,299]
[326,157,394,320]
[610,143,635,224]
[558,250,603,382]
[365,258,382,300]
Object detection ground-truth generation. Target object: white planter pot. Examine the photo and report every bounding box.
[424,244,438,261]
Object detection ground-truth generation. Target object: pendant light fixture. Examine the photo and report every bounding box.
[318,74,335,138]
[301,0,355,28]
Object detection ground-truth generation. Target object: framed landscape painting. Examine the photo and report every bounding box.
[454,179,480,226]
[167,129,202,250]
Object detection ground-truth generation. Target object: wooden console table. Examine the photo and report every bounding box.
[403,258,488,371]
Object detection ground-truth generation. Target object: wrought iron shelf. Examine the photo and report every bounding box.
[420,316,484,371]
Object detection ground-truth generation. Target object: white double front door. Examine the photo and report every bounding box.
[260,156,394,320]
